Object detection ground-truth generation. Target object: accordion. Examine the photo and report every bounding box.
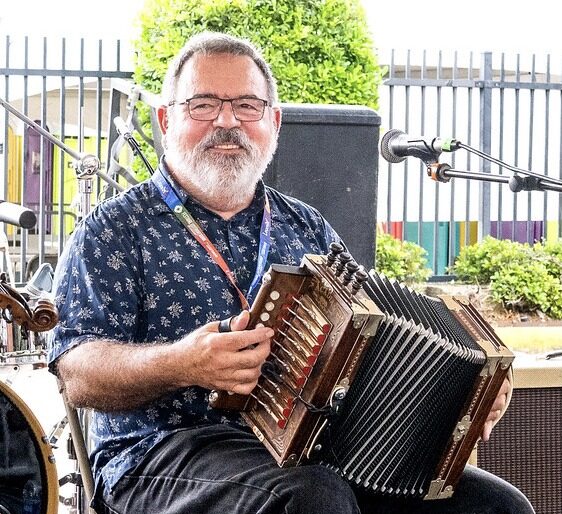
[209,249,514,500]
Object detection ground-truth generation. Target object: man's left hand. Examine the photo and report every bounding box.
[481,376,511,442]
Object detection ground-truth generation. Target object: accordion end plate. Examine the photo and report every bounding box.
[424,480,454,500]
[281,454,298,468]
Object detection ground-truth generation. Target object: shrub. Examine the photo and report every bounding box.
[451,236,532,285]
[375,232,432,284]
[533,239,562,279]
[490,261,562,319]
[451,237,562,319]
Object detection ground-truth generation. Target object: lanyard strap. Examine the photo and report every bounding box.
[153,167,271,310]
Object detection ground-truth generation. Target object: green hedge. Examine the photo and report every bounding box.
[451,236,562,319]
[375,232,432,284]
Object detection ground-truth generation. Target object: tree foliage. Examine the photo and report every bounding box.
[375,232,432,284]
[133,0,383,108]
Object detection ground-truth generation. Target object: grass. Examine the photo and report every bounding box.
[494,326,562,354]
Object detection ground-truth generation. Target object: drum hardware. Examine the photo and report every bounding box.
[0,379,59,513]
[48,416,69,448]
[58,472,84,509]
[0,269,60,513]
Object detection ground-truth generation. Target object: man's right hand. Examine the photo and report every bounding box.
[173,310,274,395]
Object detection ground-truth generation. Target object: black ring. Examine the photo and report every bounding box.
[218,317,233,333]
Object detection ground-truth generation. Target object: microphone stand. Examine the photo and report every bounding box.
[0,96,124,222]
[427,162,562,193]
[423,139,562,193]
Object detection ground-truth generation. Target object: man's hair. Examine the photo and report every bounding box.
[161,32,278,105]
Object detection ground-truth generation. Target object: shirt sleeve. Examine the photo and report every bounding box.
[48,203,143,371]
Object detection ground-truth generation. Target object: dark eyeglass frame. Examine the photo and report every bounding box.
[167,95,270,121]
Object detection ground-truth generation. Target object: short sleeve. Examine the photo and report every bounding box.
[48,203,144,370]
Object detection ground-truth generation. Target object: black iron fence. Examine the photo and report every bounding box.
[377,49,562,277]
[0,35,133,283]
[2,39,561,281]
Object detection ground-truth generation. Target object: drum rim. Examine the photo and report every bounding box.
[0,380,59,514]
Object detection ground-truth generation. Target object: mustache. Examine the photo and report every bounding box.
[201,128,250,150]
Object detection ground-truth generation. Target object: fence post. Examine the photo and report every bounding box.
[478,52,493,241]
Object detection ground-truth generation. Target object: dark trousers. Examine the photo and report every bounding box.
[96,424,535,514]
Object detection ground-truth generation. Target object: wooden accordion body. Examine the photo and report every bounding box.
[209,253,514,500]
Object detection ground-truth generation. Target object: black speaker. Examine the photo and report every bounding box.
[264,103,381,269]
[477,358,562,514]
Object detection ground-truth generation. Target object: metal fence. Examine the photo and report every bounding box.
[2,40,562,283]
[0,35,133,283]
[377,50,562,278]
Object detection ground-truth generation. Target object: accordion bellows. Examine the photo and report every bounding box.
[209,253,513,500]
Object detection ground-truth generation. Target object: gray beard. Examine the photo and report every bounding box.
[166,128,277,212]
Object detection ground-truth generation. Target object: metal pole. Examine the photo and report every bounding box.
[478,52,493,241]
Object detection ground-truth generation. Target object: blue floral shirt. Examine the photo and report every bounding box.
[48,162,341,493]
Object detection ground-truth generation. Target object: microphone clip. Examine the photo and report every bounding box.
[427,163,452,183]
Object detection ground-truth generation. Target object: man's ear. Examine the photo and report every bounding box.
[272,106,282,135]
[157,105,169,135]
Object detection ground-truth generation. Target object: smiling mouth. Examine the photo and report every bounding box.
[208,143,244,151]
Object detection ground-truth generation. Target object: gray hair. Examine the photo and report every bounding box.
[161,32,278,105]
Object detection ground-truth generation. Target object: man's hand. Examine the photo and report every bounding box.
[481,376,511,442]
[174,310,274,395]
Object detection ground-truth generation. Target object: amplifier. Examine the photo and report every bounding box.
[476,354,562,514]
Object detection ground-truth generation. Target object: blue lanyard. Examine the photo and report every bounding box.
[153,167,271,308]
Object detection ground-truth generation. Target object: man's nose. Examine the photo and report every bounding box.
[213,100,241,128]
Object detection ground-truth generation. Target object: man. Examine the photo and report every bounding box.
[49,32,534,514]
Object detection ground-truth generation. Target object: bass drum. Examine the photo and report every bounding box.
[0,374,58,514]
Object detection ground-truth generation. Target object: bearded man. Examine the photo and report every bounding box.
[49,32,534,514]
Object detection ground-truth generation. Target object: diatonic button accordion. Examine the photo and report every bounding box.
[209,250,513,500]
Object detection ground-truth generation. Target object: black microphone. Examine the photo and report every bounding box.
[380,129,461,165]
[0,200,37,229]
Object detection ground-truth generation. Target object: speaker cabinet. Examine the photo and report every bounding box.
[477,356,562,514]
[264,103,381,269]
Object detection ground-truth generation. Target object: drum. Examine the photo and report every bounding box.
[0,369,59,514]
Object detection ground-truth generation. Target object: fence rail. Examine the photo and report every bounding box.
[0,35,132,283]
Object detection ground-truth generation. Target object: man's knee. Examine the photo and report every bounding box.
[458,465,535,514]
[275,465,360,514]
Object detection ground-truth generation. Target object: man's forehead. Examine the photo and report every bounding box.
[179,53,268,97]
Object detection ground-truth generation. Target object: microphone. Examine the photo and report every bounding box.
[380,129,461,165]
[0,200,37,229]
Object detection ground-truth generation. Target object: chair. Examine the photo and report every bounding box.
[59,384,98,514]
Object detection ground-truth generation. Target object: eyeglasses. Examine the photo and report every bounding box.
[167,96,269,122]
